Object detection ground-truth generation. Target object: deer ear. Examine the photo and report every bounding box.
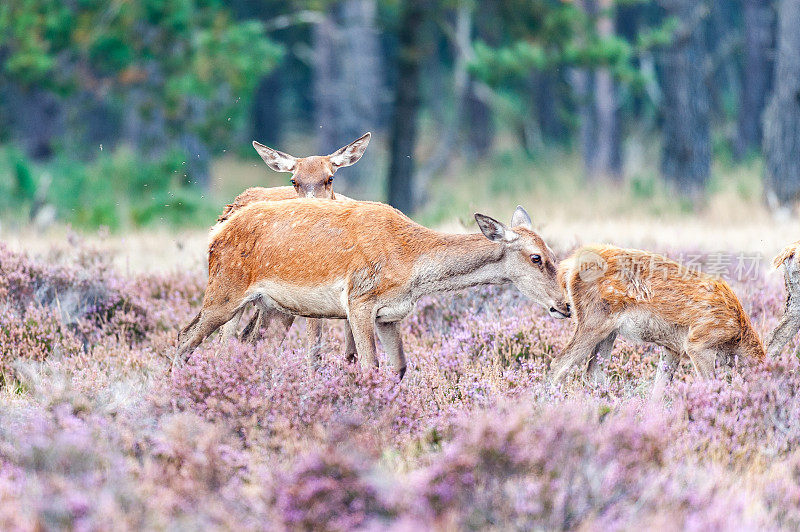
[475,213,518,243]
[328,132,371,168]
[511,205,532,230]
[252,141,297,173]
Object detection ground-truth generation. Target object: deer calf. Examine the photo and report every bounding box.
[177,202,570,378]
[219,133,370,361]
[765,240,800,357]
[552,245,764,394]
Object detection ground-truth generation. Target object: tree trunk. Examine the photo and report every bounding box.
[464,2,494,159]
[591,0,622,180]
[706,0,741,122]
[415,5,472,200]
[465,79,493,159]
[592,67,622,179]
[337,0,382,188]
[659,0,711,197]
[313,0,382,191]
[763,0,800,210]
[7,85,62,161]
[387,1,426,214]
[574,0,599,174]
[252,72,283,147]
[573,0,622,180]
[572,67,598,171]
[529,71,569,145]
[736,0,775,159]
[313,11,339,153]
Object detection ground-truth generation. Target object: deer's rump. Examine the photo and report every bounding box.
[207,199,421,310]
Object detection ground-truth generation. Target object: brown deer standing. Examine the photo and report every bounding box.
[765,240,800,357]
[177,202,570,378]
[219,133,370,361]
[551,245,765,396]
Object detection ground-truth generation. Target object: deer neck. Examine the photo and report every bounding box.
[408,233,508,298]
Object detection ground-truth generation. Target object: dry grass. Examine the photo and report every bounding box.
[2,147,795,274]
[2,214,794,277]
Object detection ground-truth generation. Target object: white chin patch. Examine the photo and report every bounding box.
[549,309,569,319]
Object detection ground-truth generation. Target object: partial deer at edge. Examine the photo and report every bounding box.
[765,240,800,357]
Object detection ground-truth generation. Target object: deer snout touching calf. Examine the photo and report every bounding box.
[217,133,370,362]
[177,201,568,378]
[766,241,800,357]
[473,211,571,320]
[551,246,765,395]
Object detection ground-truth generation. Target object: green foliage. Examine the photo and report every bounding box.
[630,171,657,200]
[468,2,582,83]
[467,0,680,143]
[0,0,281,88]
[11,148,36,201]
[0,0,285,228]
[0,0,283,161]
[0,145,219,229]
[469,2,673,88]
[0,148,37,221]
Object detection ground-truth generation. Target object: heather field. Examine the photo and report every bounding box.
[1,232,800,531]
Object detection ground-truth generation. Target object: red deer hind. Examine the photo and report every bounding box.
[178,202,570,378]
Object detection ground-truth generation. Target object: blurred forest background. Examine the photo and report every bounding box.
[1,0,800,231]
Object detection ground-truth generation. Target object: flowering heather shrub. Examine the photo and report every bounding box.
[676,354,800,466]
[0,304,83,379]
[168,339,426,449]
[0,402,138,529]
[4,243,800,528]
[129,271,205,331]
[276,449,392,530]
[0,243,154,344]
[414,403,669,529]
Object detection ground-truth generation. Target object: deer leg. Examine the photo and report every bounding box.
[685,342,720,380]
[305,318,325,366]
[343,321,357,363]
[221,307,245,342]
[246,301,295,348]
[376,321,406,380]
[270,312,295,348]
[585,331,617,384]
[766,304,800,357]
[550,322,616,383]
[347,304,378,370]
[651,348,681,400]
[175,301,241,365]
[685,321,733,380]
[240,307,264,343]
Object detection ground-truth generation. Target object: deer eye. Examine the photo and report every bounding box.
[327,176,334,184]
[290,178,297,186]
[530,254,542,264]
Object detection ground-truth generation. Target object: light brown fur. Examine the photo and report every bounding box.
[772,241,800,269]
[766,240,800,357]
[552,245,765,394]
[178,201,570,378]
[217,133,369,362]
